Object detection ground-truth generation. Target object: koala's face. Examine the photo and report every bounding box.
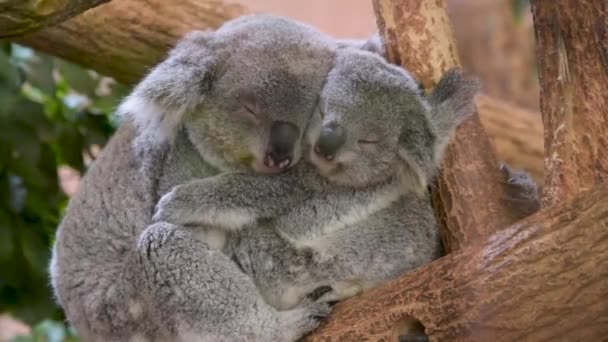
[123,15,336,174]
[308,49,430,187]
[185,16,338,174]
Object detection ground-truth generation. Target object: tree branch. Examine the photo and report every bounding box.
[531,1,608,207]
[14,0,248,84]
[0,0,112,38]
[308,184,608,341]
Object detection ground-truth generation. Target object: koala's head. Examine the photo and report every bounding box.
[119,15,337,173]
[308,49,479,190]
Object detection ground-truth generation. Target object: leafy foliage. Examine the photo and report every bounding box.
[10,319,79,342]
[0,42,127,326]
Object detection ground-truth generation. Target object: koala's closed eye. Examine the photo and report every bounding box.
[243,104,259,119]
[357,139,380,145]
[233,103,261,124]
[357,133,381,146]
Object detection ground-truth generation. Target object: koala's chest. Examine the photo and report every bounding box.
[287,192,400,252]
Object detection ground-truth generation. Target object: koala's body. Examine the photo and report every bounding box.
[50,15,350,342]
[154,48,480,310]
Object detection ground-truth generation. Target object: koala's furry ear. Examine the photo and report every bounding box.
[359,33,385,56]
[337,32,385,57]
[428,68,480,137]
[427,68,480,168]
[118,30,220,144]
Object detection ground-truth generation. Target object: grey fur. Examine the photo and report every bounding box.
[499,163,541,219]
[50,15,348,341]
[337,32,385,56]
[153,49,480,310]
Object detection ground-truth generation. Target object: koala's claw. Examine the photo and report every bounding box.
[307,286,333,301]
[282,301,332,340]
[153,187,190,225]
[305,301,333,323]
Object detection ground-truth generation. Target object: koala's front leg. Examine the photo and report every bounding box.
[137,222,333,341]
[153,170,307,231]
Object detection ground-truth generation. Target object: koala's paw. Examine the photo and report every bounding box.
[298,302,333,330]
[153,183,255,230]
[152,184,196,225]
[499,163,541,218]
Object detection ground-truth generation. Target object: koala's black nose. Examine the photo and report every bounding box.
[265,121,299,169]
[314,121,346,161]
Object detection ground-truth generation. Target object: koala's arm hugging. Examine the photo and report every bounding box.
[153,66,481,242]
[48,15,361,342]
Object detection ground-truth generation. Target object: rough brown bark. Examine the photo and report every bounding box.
[0,0,111,37]
[476,94,544,183]
[308,184,608,341]
[448,0,540,111]
[373,0,517,252]
[15,0,248,84]
[531,1,608,207]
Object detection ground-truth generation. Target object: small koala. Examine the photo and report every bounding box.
[50,15,352,342]
[153,48,480,310]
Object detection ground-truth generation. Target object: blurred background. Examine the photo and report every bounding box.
[0,0,537,340]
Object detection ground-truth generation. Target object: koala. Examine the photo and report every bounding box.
[153,48,480,310]
[50,15,353,342]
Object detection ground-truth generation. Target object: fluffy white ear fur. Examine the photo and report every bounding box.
[118,93,189,145]
[117,30,216,145]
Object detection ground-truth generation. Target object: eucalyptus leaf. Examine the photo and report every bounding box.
[0,210,14,261]
[19,53,55,95]
[19,226,50,276]
[55,59,98,95]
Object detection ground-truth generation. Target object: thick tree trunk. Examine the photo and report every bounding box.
[0,0,110,37]
[476,94,543,183]
[307,184,608,341]
[531,1,608,207]
[16,0,248,84]
[373,0,517,252]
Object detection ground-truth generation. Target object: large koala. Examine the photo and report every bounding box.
[50,15,349,342]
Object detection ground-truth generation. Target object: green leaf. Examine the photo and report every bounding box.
[0,210,14,261]
[55,59,98,95]
[19,226,50,276]
[0,48,21,88]
[19,53,55,95]
[0,49,23,115]
[8,174,27,213]
[57,126,84,171]
[11,319,80,342]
